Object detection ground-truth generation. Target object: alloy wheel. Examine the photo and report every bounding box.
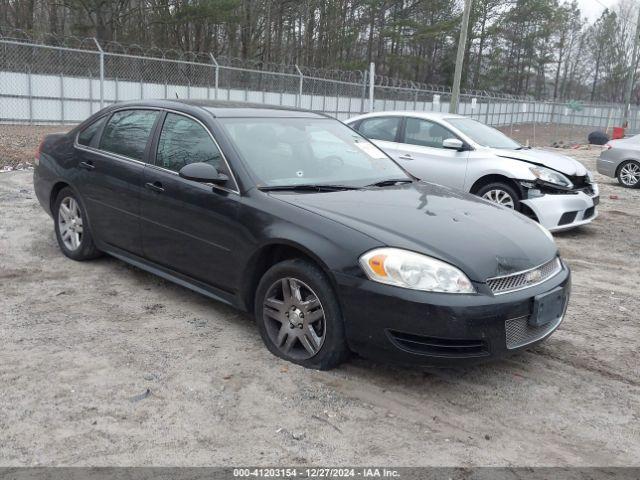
[262,277,326,360]
[482,189,515,208]
[620,162,640,186]
[57,196,83,251]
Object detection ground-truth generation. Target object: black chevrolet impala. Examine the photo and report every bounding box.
[33,100,570,369]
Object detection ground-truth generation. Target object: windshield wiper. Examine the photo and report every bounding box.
[515,146,532,150]
[258,184,359,192]
[365,179,413,187]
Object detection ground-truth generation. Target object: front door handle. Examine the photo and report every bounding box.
[79,161,95,170]
[145,181,165,193]
[398,154,413,160]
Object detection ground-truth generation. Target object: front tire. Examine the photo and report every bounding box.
[475,182,521,211]
[254,259,349,370]
[617,160,640,188]
[53,187,101,260]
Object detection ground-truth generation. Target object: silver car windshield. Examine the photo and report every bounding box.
[218,117,409,187]
[446,117,521,149]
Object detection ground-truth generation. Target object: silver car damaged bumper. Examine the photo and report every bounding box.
[521,184,599,232]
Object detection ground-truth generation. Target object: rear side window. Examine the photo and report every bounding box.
[156,113,223,173]
[357,117,401,142]
[77,116,106,146]
[99,110,159,161]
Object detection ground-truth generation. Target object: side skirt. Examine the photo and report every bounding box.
[102,245,241,309]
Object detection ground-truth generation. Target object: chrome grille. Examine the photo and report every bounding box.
[487,258,562,295]
[505,314,563,349]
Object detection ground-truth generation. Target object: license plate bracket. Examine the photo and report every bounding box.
[530,287,566,327]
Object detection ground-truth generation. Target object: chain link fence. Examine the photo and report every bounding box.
[1,31,639,142]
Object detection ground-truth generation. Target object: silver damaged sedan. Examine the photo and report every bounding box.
[347,112,599,232]
[597,134,640,188]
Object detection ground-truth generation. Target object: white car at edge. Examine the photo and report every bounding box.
[346,111,599,232]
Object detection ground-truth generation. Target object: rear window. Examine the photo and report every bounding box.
[99,110,160,161]
[77,116,106,146]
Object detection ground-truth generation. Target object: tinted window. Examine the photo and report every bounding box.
[99,110,159,161]
[77,116,106,146]
[404,118,454,148]
[156,113,223,173]
[357,117,401,142]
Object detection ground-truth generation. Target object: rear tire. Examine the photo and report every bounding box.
[53,187,101,261]
[475,182,521,211]
[617,160,640,188]
[254,258,349,370]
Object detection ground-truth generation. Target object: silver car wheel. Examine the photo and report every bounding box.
[263,277,326,360]
[57,196,83,251]
[620,162,640,186]
[482,189,515,209]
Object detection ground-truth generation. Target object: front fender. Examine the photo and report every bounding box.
[464,159,537,191]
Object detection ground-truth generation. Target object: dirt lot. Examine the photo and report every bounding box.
[1,144,639,466]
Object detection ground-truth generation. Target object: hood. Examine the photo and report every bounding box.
[492,148,587,176]
[271,182,558,282]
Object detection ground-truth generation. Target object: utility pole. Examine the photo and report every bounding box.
[450,0,473,114]
[622,5,640,128]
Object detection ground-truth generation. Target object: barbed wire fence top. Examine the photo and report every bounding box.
[1,28,638,137]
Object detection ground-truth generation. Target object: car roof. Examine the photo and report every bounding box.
[102,99,328,119]
[347,110,467,123]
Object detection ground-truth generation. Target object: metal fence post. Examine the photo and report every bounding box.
[360,70,367,113]
[93,38,104,109]
[210,54,219,100]
[27,68,33,124]
[60,73,64,123]
[295,65,303,109]
[369,62,375,112]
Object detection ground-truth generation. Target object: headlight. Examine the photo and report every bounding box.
[359,248,475,293]
[529,166,573,189]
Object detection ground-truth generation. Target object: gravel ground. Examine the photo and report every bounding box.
[0,125,77,170]
[0,145,639,466]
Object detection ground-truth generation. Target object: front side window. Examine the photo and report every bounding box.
[357,117,401,142]
[156,113,223,173]
[404,118,455,149]
[99,110,159,161]
[77,116,106,146]
[218,117,409,188]
[446,117,520,149]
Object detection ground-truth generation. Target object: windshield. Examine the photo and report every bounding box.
[446,117,521,149]
[218,117,409,188]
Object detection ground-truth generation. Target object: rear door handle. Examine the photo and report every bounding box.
[145,181,165,193]
[398,154,413,160]
[79,161,95,170]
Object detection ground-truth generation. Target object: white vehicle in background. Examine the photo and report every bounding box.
[346,112,599,232]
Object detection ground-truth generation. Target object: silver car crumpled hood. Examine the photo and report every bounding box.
[492,148,587,176]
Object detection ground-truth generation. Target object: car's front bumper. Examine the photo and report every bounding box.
[597,152,618,178]
[335,262,571,367]
[521,187,599,232]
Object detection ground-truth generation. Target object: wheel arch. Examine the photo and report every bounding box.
[49,181,71,213]
[239,240,337,313]
[469,174,523,198]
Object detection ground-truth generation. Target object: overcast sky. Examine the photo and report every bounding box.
[576,0,619,21]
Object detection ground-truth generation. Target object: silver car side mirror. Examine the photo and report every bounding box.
[442,138,465,151]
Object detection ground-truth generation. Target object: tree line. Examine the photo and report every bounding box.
[1,0,638,103]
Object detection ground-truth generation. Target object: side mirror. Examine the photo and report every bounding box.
[442,138,465,151]
[179,162,228,185]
